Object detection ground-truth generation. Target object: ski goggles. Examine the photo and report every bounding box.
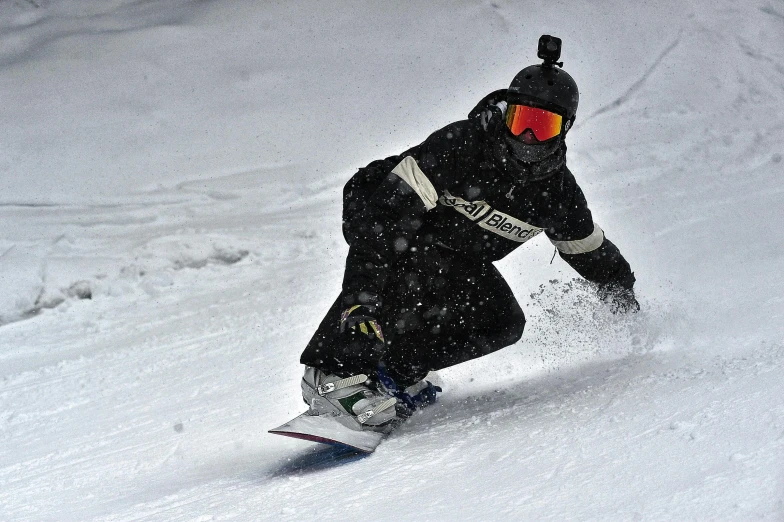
[505,104,563,142]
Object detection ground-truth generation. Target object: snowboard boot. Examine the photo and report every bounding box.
[376,365,442,419]
[301,366,400,432]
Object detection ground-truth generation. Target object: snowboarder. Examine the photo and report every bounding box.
[298,35,638,434]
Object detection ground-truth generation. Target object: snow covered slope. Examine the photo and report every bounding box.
[1,0,783,520]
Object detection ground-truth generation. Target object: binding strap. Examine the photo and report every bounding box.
[356,397,397,424]
[316,374,369,396]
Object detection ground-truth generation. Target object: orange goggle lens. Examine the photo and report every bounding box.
[505,104,563,141]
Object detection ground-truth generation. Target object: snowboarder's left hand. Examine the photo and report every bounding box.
[336,305,386,376]
[598,285,640,314]
[340,305,385,343]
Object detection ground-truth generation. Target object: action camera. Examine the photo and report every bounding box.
[537,35,563,67]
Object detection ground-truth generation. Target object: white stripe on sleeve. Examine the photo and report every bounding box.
[391,156,439,210]
[550,223,605,254]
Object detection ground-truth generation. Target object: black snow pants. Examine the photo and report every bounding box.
[300,245,526,386]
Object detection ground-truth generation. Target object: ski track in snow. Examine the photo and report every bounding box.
[579,32,683,126]
[1,0,784,520]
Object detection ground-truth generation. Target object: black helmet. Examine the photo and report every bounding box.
[507,35,579,129]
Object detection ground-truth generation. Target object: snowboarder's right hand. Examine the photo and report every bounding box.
[340,305,385,344]
[478,101,506,135]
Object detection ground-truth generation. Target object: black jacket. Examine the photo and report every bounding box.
[340,92,635,309]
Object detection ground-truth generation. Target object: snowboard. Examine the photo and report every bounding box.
[269,411,391,453]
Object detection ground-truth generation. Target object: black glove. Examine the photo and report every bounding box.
[597,284,640,314]
[335,305,386,376]
[478,104,505,134]
[340,305,384,341]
